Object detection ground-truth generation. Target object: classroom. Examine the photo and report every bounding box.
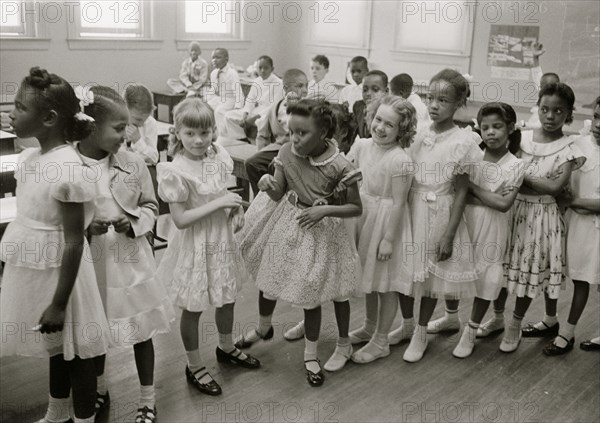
[1,1,599,422]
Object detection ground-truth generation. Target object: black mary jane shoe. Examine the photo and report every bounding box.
[543,335,574,356]
[216,347,261,369]
[95,391,110,418]
[234,326,274,349]
[522,322,559,338]
[135,405,157,423]
[580,340,600,351]
[185,366,222,396]
[304,359,325,387]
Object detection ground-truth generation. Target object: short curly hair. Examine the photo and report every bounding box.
[369,95,417,148]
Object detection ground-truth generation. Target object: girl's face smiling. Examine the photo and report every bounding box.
[538,94,571,133]
[9,87,46,138]
[178,124,215,159]
[426,80,461,124]
[480,113,512,151]
[371,104,400,146]
[94,104,129,155]
[289,114,326,157]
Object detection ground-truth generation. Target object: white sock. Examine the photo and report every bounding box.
[493,309,504,320]
[44,395,71,423]
[533,313,558,330]
[445,307,459,319]
[337,336,350,348]
[186,349,203,373]
[139,385,155,409]
[73,416,95,423]
[96,374,107,395]
[590,336,600,344]
[218,333,234,352]
[258,314,273,335]
[555,322,576,347]
[304,338,320,373]
[506,315,523,343]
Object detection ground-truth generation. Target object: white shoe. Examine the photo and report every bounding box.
[477,318,505,338]
[348,327,374,344]
[388,324,414,345]
[324,344,353,372]
[351,341,390,364]
[403,330,428,363]
[499,332,522,353]
[283,321,305,341]
[452,327,476,358]
[427,315,461,334]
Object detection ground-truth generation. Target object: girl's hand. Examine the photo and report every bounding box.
[377,239,393,261]
[296,206,327,229]
[257,174,276,191]
[547,167,564,180]
[231,213,245,233]
[38,303,66,333]
[218,192,243,209]
[500,185,516,196]
[126,124,141,144]
[89,219,111,235]
[436,234,454,262]
[112,215,131,233]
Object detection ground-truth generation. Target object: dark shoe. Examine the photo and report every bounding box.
[185,366,222,396]
[135,406,157,423]
[522,322,559,338]
[304,359,325,387]
[543,335,574,356]
[216,347,261,369]
[580,340,600,351]
[234,326,274,349]
[95,391,110,417]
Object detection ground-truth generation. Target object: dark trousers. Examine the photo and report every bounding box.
[245,149,279,196]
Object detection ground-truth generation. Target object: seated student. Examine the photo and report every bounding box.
[390,73,430,125]
[223,55,283,141]
[244,69,308,195]
[307,55,339,102]
[353,70,389,139]
[167,41,209,97]
[205,48,242,137]
[526,72,560,129]
[339,56,369,110]
[123,84,160,165]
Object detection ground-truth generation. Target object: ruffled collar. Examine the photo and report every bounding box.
[519,130,576,156]
[421,125,460,149]
[291,139,340,167]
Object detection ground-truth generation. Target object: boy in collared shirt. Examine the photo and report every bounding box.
[167,41,209,97]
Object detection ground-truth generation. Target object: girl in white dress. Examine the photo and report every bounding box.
[156,98,260,397]
[500,83,586,353]
[451,103,527,358]
[402,69,483,363]
[77,86,175,423]
[346,95,416,364]
[1,67,111,423]
[543,96,600,355]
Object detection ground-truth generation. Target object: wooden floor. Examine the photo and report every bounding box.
[2,253,599,423]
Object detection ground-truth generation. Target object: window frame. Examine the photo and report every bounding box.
[0,0,50,50]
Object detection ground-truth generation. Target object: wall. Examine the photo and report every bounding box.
[0,1,284,101]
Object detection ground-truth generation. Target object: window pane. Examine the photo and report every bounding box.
[312,0,368,47]
[79,0,140,31]
[185,0,231,34]
[1,0,22,27]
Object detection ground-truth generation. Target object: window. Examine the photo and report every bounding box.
[176,0,248,50]
[0,0,49,49]
[67,0,161,50]
[310,0,372,49]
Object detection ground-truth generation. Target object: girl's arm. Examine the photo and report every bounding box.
[296,182,362,229]
[570,198,600,213]
[261,162,287,201]
[128,162,159,237]
[469,181,520,212]
[130,119,159,165]
[522,161,574,196]
[377,174,411,260]
[39,202,86,332]
[438,173,469,261]
[169,192,243,229]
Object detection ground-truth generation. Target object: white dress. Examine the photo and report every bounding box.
[408,125,484,299]
[155,146,247,312]
[85,155,174,347]
[346,138,414,295]
[465,151,526,301]
[565,135,599,285]
[0,145,112,360]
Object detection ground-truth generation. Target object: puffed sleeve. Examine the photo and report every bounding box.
[505,157,527,189]
[156,163,189,202]
[390,150,416,179]
[345,137,367,165]
[215,144,234,176]
[50,161,96,203]
[560,138,587,171]
[336,155,362,188]
[451,128,484,176]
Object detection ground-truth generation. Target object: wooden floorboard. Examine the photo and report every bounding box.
[2,252,599,423]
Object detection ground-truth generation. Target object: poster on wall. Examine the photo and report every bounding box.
[488,25,540,81]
